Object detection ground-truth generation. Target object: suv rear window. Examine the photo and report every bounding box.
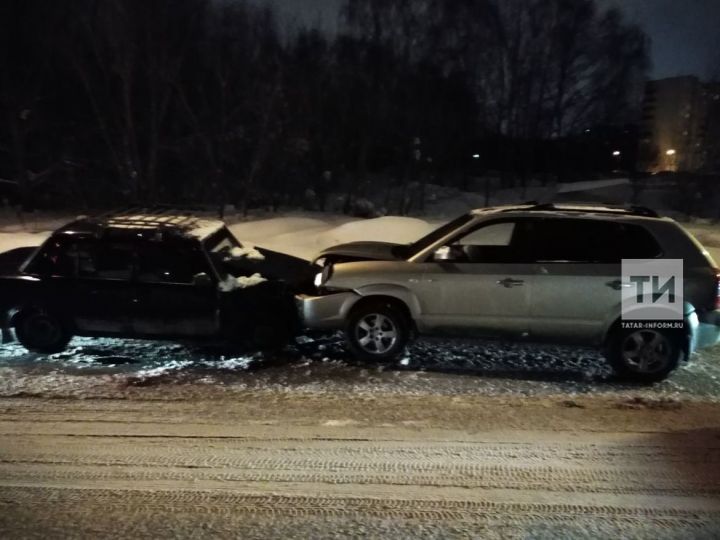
[521,218,662,263]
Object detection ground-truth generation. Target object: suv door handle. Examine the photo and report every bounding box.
[606,280,632,290]
[497,278,524,288]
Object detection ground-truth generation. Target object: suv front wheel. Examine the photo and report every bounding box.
[346,300,410,362]
[606,327,682,383]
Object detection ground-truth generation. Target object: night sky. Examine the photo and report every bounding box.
[271,0,720,80]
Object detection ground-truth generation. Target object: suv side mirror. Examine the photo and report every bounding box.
[192,272,213,288]
[433,245,463,262]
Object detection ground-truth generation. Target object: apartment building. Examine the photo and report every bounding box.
[639,76,720,172]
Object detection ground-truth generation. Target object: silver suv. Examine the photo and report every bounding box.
[297,203,720,382]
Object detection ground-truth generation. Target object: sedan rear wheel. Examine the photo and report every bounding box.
[15,310,72,354]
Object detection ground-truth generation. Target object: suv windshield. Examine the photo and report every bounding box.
[397,213,474,259]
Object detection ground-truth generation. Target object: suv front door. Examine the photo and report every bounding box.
[416,220,533,338]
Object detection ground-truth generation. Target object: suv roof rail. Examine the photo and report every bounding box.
[516,202,659,218]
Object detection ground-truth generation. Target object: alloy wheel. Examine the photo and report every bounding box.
[620,330,673,374]
[354,313,398,355]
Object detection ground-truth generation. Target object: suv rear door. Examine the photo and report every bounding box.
[521,217,662,344]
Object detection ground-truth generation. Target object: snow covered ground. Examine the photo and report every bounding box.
[1,331,719,401]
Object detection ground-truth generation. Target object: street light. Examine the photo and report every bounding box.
[472,154,480,159]
[612,150,621,157]
[665,149,677,172]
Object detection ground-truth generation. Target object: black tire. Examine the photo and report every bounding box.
[251,317,295,351]
[251,292,299,352]
[605,326,682,383]
[14,309,72,354]
[345,300,410,362]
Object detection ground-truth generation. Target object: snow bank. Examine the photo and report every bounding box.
[0,231,49,254]
[2,203,718,266]
[231,216,348,240]
[228,214,439,260]
[315,216,436,248]
[557,178,630,193]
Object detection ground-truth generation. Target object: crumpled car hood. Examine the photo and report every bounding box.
[222,246,316,290]
[318,241,404,261]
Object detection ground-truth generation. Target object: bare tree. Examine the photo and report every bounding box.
[65,0,201,202]
[0,1,66,211]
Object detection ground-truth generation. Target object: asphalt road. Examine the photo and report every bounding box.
[1,395,719,539]
[1,335,719,538]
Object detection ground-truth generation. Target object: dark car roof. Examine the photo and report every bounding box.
[55,210,226,241]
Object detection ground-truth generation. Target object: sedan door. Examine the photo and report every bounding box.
[40,237,137,335]
[415,220,533,338]
[132,240,220,338]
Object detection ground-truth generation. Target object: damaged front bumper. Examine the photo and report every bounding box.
[693,309,720,350]
[295,291,360,329]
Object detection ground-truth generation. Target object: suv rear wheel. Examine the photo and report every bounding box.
[346,300,410,362]
[15,309,72,354]
[606,327,682,383]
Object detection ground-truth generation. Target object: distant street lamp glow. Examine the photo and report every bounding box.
[666,149,676,156]
[612,150,621,156]
[472,154,480,159]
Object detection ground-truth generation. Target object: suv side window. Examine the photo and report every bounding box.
[450,221,518,263]
[521,218,661,263]
[456,222,515,246]
[136,242,212,284]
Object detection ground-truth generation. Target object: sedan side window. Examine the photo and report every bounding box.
[136,243,212,284]
[35,239,134,280]
[92,242,135,279]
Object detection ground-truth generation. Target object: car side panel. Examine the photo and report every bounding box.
[71,277,135,334]
[530,263,620,344]
[132,282,219,337]
[413,262,533,338]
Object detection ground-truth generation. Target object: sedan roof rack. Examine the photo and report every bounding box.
[80,204,226,234]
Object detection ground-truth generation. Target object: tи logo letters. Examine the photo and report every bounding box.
[621,259,683,321]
